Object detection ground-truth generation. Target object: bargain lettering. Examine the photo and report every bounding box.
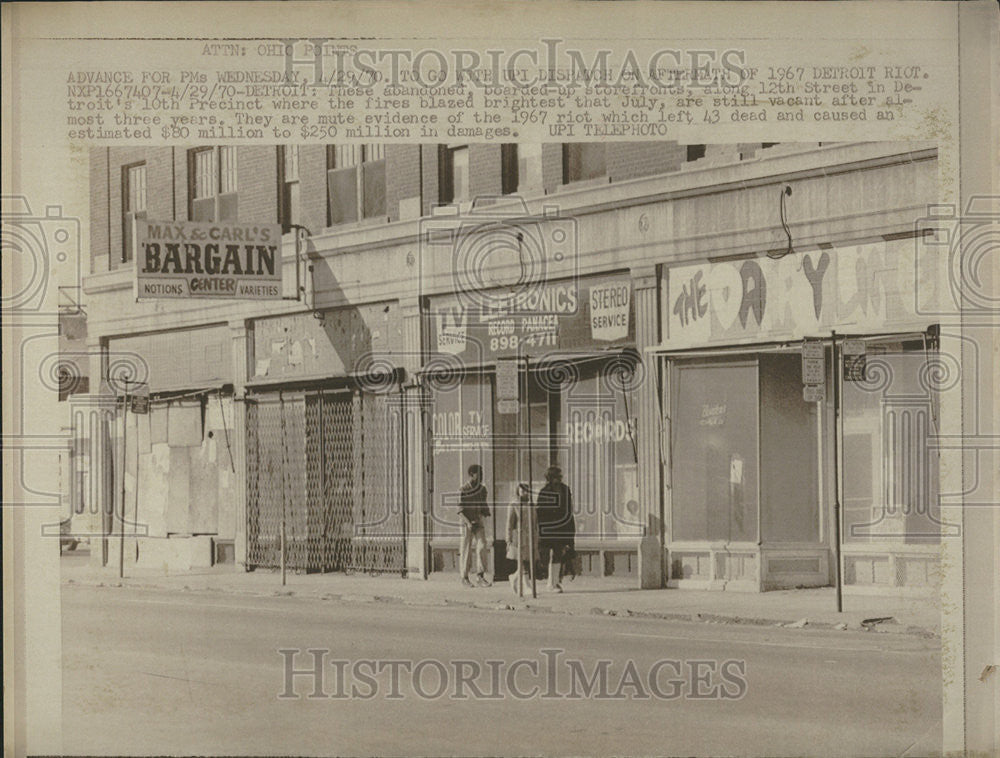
[142,242,276,276]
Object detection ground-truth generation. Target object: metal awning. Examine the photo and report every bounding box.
[418,346,639,377]
[646,328,937,359]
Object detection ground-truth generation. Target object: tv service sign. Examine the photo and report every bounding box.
[136,220,282,299]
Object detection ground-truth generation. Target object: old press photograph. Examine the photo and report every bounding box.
[2,2,998,756]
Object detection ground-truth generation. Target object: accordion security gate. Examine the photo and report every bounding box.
[246,389,406,574]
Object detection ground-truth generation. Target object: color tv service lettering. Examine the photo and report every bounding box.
[136,220,282,300]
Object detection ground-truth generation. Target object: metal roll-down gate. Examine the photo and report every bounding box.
[246,387,406,574]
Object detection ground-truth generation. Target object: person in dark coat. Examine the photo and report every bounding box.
[458,463,491,587]
[536,466,575,593]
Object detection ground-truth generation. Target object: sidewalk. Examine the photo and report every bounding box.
[62,560,941,638]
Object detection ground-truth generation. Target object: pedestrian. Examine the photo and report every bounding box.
[536,465,575,593]
[458,463,491,587]
[506,483,537,596]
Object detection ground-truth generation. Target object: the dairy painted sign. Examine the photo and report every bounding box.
[662,239,931,348]
[136,220,282,299]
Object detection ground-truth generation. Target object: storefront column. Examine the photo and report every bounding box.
[401,299,429,579]
[85,338,110,569]
[632,265,663,588]
[229,321,250,570]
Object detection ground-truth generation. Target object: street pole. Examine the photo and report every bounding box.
[831,331,844,613]
[517,357,525,599]
[279,393,288,587]
[524,355,536,599]
[119,376,129,579]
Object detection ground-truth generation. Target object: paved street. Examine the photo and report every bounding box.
[62,583,941,756]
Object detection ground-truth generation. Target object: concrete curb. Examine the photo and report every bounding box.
[64,576,940,639]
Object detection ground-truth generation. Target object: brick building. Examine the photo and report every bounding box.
[77,140,944,592]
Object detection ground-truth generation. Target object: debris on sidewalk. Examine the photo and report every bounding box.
[60,566,940,639]
[861,616,895,630]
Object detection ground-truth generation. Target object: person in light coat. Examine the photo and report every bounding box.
[506,483,538,596]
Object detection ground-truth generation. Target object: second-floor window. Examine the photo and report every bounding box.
[122,162,146,263]
[327,144,386,225]
[279,145,300,232]
[562,143,606,184]
[189,146,238,222]
[686,144,707,162]
[439,144,469,204]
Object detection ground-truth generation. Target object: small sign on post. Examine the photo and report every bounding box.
[496,358,520,401]
[803,383,826,403]
[130,382,150,413]
[801,339,826,402]
[496,357,521,415]
[843,339,867,382]
[801,339,826,384]
[496,399,520,415]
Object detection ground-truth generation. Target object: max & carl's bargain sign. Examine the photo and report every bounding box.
[136,220,282,299]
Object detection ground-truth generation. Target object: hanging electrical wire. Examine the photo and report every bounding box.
[768,185,795,259]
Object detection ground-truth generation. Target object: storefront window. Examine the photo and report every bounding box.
[671,360,759,542]
[842,348,941,545]
[430,374,493,539]
[759,354,819,543]
[558,364,640,541]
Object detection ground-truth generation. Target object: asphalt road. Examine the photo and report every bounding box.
[61,584,941,756]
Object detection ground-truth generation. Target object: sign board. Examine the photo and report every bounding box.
[801,340,826,385]
[495,358,520,400]
[843,354,867,382]
[843,339,867,382]
[136,220,283,300]
[429,274,634,362]
[589,280,632,342]
[496,399,520,415]
[802,340,825,359]
[803,383,826,403]
[662,239,931,350]
[129,385,150,414]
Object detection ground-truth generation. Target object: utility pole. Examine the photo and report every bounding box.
[118,373,130,580]
[279,392,288,587]
[831,332,844,613]
[524,355,536,599]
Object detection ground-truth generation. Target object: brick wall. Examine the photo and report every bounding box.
[89,147,109,274]
[386,144,421,221]
[297,144,327,233]
[90,140,759,272]
[421,146,440,215]
[607,142,687,181]
[468,144,502,199]
[173,147,188,223]
[236,146,278,224]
